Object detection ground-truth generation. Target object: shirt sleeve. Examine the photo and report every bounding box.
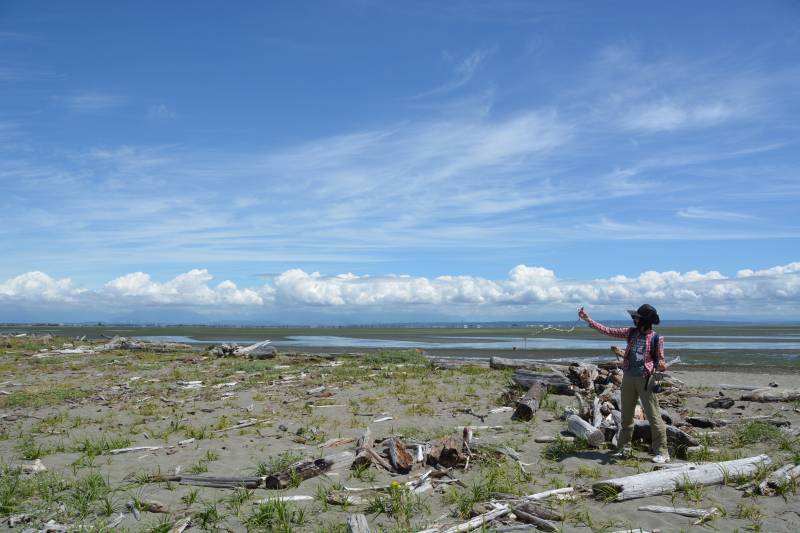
[586,318,631,339]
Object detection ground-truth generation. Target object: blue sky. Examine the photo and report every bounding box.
[1,1,799,323]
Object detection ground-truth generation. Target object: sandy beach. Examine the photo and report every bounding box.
[1,335,799,532]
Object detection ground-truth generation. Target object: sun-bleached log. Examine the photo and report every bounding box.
[523,487,574,500]
[741,388,800,402]
[759,463,800,496]
[179,475,263,489]
[566,414,604,447]
[440,504,511,533]
[593,454,771,501]
[347,513,371,533]
[592,397,603,428]
[512,369,573,395]
[637,505,719,519]
[511,381,546,421]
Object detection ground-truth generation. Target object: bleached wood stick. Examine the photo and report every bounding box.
[523,487,574,500]
[439,504,511,533]
[107,446,164,455]
[637,505,719,518]
[212,418,260,433]
[347,513,371,533]
[759,463,800,496]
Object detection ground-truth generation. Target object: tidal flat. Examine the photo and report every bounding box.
[1,333,799,532]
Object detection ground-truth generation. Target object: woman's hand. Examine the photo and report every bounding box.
[657,360,667,372]
[578,307,590,322]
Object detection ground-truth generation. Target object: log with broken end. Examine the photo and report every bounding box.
[741,388,800,402]
[511,369,573,395]
[386,437,414,474]
[428,437,465,468]
[265,451,354,489]
[566,414,604,447]
[759,463,800,496]
[592,454,771,501]
[511,381,546,421]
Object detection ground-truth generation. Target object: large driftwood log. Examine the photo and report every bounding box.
[741,389,800,402]
[347,513,371,533]
[428,437,465,468]
[566,414,604,447]
[631,420,699,448]
[592,454,771,501]
[386,437,413,474]
[511,508,557,531]
[759,463,800,496]
[265,451,353,489]
[490,357,548,370]
[513,501,563,521]
[569,363,599,390]
[512,381,546,421]
[512,370,573,395]
[440,504,511,533]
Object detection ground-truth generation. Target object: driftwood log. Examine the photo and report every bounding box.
[759,463,800,496]
[511,381,546,421]
[179,476,262,489]
[592,454,771,501]
[512,369,573,395]
[386,437,414,474]
[265,451,353,489]
[347,513,371,533]
[490,357,548,370]
[511,508,557,531]
[513,501,563,521]
[566,414,604,447]
[352,427,393,472]
[630,420,699,448]
[428,437,465,468]
[741,389,800,402]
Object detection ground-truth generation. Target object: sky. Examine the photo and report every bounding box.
[1,1,799,323]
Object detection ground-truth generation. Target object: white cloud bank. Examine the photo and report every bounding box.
[1,263,799,317]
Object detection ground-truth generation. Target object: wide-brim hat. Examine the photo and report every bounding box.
[628,304,660,324]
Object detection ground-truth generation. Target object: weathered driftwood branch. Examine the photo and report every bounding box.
[265,451,354,489]
[179,475,262,489]
[511,381,546,421]
[524,487,574,500]
[592,454,771,501]
[759,463,800,496]
[490,357,546,370]
[566,414,604,447]
[511,507,557,531]
[637,505,719,519]
[741,388,800,402]
[440,504,511,533]
[629,420,699,448]
[513,501,563,521]
[512,370,572,395]
[347,513,371,533]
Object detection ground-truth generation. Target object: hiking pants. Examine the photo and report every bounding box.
[617,375,669,456]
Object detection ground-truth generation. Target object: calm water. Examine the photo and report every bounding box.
[133,333,800,367]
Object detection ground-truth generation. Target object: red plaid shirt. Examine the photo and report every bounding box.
[587,318,664,375]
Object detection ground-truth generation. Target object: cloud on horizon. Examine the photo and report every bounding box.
[2,262,799,320]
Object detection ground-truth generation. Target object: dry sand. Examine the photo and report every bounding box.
[1,336,799,532]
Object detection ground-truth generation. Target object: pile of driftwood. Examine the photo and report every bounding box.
[503,352,702,454]
[206,339,276,359]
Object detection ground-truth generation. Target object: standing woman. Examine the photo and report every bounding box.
[578,304,670,464]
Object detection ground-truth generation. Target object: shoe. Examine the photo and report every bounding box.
[652,454,670,464]
[611,447,632,459]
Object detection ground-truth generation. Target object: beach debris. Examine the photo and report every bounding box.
[180,475,262,489]
[265,451,354,489]
[372,415,393,423]
[511,369,573,395]
[511,381,546,421]
[126,500,141,520]
[510,504,558,531]
[592,454,771,501]
[741,388,800,402]
[168,517,192,533]
[101,336,192,352]
[211,418,260,434]
[19,459,47,474]
[177,380,204,389]
[523,486,575,501]
[706,397,735,409]
[534,435,574,443]
[347,513,371,533]
[386,437,414,474]
[759,463,800,496]
[107,445,164,455]
[140,499,169,513]
[352,427,393,472]
[255,495,314,503]
[318,437,355,449]
[439,503,511,533]
[207,339,276,359]
[428,436,466,468]
[565,412,604,447]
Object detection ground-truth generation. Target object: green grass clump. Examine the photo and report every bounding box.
[246,498,308,532]
[732,421,782,447]
[0,385,89,409]
[363,349,428,366]
[366,481,429,530]
[254,451,304,477]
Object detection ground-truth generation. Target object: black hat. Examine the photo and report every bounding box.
[627,304,660,325]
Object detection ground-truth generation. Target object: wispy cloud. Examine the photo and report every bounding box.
[409,49,491,99]
[55,92,127,112]
[146,104,176,120]
[676,207,756,221]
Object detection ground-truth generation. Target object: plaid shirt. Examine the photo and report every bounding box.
[587,318,664,375]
